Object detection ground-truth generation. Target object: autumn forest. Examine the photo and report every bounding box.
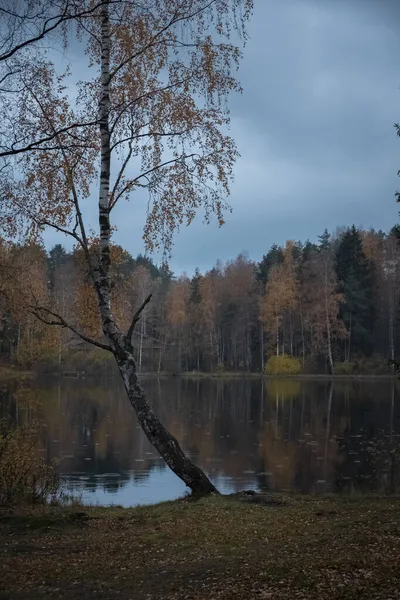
[0,224,398,375]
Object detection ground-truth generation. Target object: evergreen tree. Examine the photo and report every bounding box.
[134,254,162,280]
[257,244,284,285]
[318,229,331,252]
[190,268,202,305]
[48,245,69,292]
[301,239,318,263]
[335,226,375,359]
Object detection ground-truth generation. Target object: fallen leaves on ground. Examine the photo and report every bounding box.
[1,494,400,599]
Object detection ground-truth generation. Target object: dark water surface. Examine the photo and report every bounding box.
[2,376,400,506]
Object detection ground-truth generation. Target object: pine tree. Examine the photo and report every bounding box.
[257,244,284,285]
[335,226,375,359]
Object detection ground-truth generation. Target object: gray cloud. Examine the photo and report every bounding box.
[168,0,399,274]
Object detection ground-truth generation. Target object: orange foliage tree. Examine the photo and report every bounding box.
[262,242,298,358]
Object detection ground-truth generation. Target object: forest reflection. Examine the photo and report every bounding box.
[2,377,399,504]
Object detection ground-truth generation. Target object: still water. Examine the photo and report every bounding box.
[2,376,400,506]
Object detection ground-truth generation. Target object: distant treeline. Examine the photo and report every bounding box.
[0,224,399,374]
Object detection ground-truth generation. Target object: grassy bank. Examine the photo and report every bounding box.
[1,494,400,599]
[180,370,263,379]
[180,370,398,380]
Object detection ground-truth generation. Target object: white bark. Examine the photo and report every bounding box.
[93,2,217,496]
[276,314,279,356]
[324,263,334,374]
[260,321,264,373]
[389,295,395,361]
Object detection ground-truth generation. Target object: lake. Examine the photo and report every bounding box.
[2,376,400,506]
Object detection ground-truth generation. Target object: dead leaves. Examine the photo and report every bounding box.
[1,496,400,599]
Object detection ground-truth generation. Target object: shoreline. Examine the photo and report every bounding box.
[178,371,398,380]
[0,366,397,381]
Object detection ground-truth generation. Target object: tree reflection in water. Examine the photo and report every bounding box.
[2,377,399,505]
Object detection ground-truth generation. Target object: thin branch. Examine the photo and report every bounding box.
[109,154,196,211]
[0,66,22,88]
[109,77,191,138]
[0,0,125,63]
[110,127,194,153]
[109,178,146,211]
[0,119,100,158]
[126,293,152,342]
[30,305,112,352]
[108,0,217,82]
[109,138,134,207]
[0,4,69,63]
[108,18,176,82]
[39,219,83,244]
[25,83,96,282]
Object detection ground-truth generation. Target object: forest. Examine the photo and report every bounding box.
[0,224,399,375]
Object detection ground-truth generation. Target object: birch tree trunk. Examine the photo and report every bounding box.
[323,381,333,484]
[326,313,334,375]
[260,321,264,373]
[346,311,352,362]
[138,308,145,373]
[389,295,395,362]
[276,314,279,356]
[94,3,217,497]
[324,265,334,375]
[117,351,218,495]
[300,302,305,366]
[158,346,162,374]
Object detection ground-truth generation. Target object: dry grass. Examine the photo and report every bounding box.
[1,494,400,599]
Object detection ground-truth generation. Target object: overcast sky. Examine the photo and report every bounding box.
[44,0,400,275]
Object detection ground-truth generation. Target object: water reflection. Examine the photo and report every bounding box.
[2,376,400,506]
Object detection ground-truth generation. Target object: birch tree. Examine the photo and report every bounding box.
[311,232,346,373]
[1,0,253,496]
[262,245,297,358]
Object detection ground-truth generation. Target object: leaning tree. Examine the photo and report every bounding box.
[0,0,253,496]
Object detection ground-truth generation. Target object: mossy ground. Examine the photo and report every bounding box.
[1,494,400,599]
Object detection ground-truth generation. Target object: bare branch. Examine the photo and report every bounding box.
[0,0,125,63]
[110,127,194,153]
[30,305,112,352]
[38,219,83,244]
[0,119,100,158]
[126,293,152,342]
[109,138,134,207]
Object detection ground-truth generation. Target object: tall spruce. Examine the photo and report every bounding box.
[335,226,375,359]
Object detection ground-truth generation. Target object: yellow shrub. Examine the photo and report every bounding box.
[334,361,354,375]
[265,355,301,375]
[0,421,62,507]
